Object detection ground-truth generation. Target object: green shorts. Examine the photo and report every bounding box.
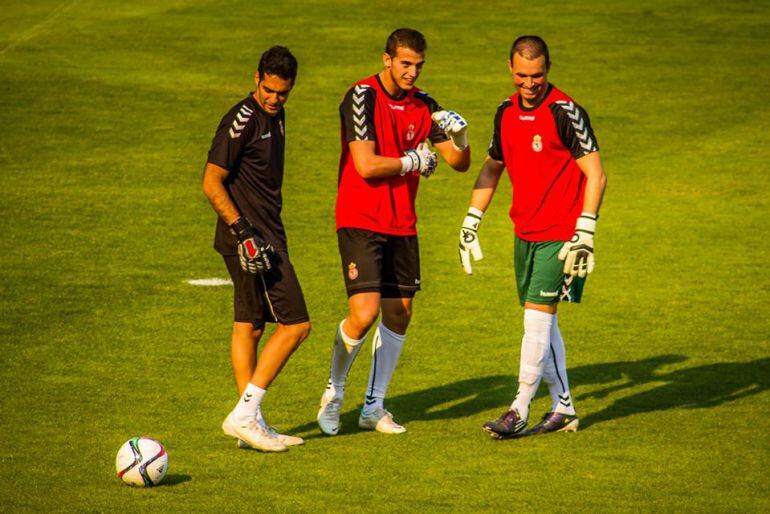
[514,236,586,306]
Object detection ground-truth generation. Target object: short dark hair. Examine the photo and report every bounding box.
[385,28,427,57]
[258,46,298,83]
[510,35,550,65]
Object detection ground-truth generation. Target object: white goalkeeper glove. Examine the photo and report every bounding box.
[431,110,468,151]
[558,213,597,278]
[400,142,438,177]
[459,207,484,274]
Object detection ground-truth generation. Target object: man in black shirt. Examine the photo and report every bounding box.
[202,46,310,453]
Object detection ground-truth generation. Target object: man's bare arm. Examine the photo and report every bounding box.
[575,152,607,215]
[348,141,404,179]
[469,156,506,211]
[433,140,470,172]
[202,162,240,225]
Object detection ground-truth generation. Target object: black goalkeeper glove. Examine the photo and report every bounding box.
[230,217,273,275]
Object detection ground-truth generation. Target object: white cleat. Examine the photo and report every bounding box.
[358,408,406,434]
[222,412,287,452]
[317,395,343,436]
[237,425,304,448]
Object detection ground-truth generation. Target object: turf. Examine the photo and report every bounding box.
[1,0,768,511]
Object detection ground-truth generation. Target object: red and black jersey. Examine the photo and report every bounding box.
[207,94,288,254]
[335,74,449,236]
[489,84,599,242]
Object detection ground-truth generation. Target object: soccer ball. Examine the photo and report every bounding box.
[115,437,168,487]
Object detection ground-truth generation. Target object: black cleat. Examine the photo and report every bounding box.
[483,409,527,439]
[525,411,579,436]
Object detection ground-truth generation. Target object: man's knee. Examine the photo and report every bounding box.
[288,321,311,345]
[348,303,380,334]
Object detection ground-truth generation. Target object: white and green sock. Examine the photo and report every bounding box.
[543,316,576,416]
[511,309,554,421]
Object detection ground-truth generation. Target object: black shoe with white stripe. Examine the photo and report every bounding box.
[483,408,527,439]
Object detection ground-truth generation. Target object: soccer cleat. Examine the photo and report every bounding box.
[237,426,304,448]
[525,412,579,436]
[358,408,406,434]
[222,412,287,452]
[317,395,343,436]
[483,408,528,439]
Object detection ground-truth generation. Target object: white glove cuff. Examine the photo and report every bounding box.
[399,155,415,175]
[468,206,485,218]
[576,214,597,233]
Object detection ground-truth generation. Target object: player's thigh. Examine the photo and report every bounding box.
[514,236,537,306]
[338,228,386,297]
[381,235,420,299]
[527,241,585,305]
[223,255,268,328]
[261,250,311,326]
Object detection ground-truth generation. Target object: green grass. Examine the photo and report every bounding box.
[1,0,769,511]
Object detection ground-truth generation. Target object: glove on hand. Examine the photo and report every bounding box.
[230,217,274,275]
[431,110,469,151]
[459,207,484,274]
[558,213,596,278]
[400,142,438,177]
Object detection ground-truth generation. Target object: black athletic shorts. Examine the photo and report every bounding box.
[223,250,309,328]
[337,228,421,298]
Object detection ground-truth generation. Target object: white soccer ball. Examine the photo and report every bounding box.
[115,436,169,487]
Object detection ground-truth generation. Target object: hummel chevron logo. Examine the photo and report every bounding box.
[353,104,365,116]
[364,396,376,406]
[229,105,253,139]
[353,114,365,126]
[556,100,596,153]
[244,392,253,403]
[355,125,367,138]
[351,85,371,140]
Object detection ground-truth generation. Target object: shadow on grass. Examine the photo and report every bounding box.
[160,474,192,486]
[288,355,769,435]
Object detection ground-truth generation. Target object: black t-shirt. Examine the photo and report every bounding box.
[207,94,287,255]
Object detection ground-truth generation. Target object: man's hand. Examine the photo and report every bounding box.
[558,214,596,278]
[459,207,484,274]
[432,110,468,151]
[400,142,438,177]
[230,217,274,275]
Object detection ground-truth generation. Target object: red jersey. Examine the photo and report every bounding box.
[335,75,448,235]
[489,84,599,242]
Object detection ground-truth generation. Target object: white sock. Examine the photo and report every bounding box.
[324,320,367,400]
[232,383,266,424]
[511,309,554,421]
[363,322,406,414]
[543,316,576,415]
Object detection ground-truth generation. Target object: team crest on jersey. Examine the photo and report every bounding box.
[406,123,415,142]
[348,262,359,280]
[532,134,543,152]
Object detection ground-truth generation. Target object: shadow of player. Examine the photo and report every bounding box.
[160,474,192,486]
[288,355,769,435]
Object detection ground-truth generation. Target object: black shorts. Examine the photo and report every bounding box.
[337,228,421,298]
[223,250,309,328]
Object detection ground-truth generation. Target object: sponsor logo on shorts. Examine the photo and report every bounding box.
[348,262,359,280]
[539,290,558,297]
[414,278,421,285]
[532,134,543,152]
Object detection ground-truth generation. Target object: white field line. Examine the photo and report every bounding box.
[186,278,233,287]
[0,0,82,59]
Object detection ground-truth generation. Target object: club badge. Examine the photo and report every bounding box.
[532,134,543,152]
[406,123,415,142]
[348,262,359,280]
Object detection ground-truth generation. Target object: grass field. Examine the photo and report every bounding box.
[1,0,769,511]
